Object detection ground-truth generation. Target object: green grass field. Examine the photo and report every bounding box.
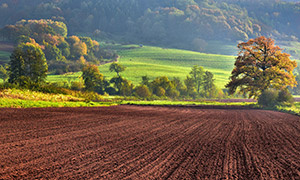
[0,40,289,90]
[0,88,116,108]
[101,45,236,88]
[48,45,236,89]
[0,50,10,64]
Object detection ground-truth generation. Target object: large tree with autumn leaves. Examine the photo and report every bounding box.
[226,36,297,98]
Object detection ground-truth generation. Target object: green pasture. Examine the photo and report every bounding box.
[98,45,235,89]
[0,98,115,108]
[0,51,10,64]
[48,45,236,89]
[46,42,299,89]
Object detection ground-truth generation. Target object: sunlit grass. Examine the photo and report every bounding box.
[96,45,236,89]
[47,45,235,89]
[0,88,84,102]
[0,98,115,108]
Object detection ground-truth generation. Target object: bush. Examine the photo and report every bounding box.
[277,89,294,106]
[135,85,151,98]
[166,89,180,98]
[154,87,166,97]
[258,89,294,107]
[71,81,84,91]
[258,89,278,107]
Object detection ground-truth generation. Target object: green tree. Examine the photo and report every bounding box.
[110,76,124,94]
[135,85,151,98]
[203,71,215,97]
[120,79,134,96]
[189,65,205,94]
[184,75,197,98]
[141,75,150,86]
[226,36,297,98]
[81,64,104,92]
[0,64,9,82]
[44,42,63,61]
[110,76,132,95]
[171,77,184,94]
[150,76,171,97]
[8,43,48,86]
[109,62,126,76]
[67,36,87,60]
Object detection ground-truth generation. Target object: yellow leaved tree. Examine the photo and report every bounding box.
[226,36,297,98]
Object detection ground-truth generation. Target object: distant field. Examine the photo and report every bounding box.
[0,40,288,89]
[0,51,10,65]
[0,42,13,65]
[98,45,236,89]
[48,43,300,89]
[48,45,236,89]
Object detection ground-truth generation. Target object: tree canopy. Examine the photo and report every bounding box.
[9,43,48,86]
[109,62,126,76]
[0,19,118,74]
[226,36,297,98]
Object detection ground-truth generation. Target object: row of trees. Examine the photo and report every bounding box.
[0,41,220,99]
[81,63,221,99]
[0,19,118,74]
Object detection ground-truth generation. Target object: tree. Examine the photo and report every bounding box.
[43,42,63,61]
[226,36,297,98]
[110,76,133,95]
[81,65,104,92]
[119,79,134,96]
[141,75,150,86]
[189,65,205,94]
[135,85,151,98]
[203,71,215,97]
[109,62,126,76]
[0,64,9,82]
[9,43,48,86]
[184,75,196,98]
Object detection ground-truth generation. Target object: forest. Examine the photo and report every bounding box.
[0,0,299,52]
[0,19,118,74]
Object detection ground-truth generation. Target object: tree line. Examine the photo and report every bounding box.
[81,63,220,99]
[0,19,118,74]
[0,38,220,99]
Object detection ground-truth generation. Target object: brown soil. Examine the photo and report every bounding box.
[0,105,299,179]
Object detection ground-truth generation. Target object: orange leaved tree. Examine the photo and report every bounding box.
[226,36,297,98]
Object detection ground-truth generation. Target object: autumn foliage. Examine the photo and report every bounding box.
[226,36,297,98]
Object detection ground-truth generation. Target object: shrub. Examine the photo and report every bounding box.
[167,88,180,98]
[277,89,294,106]
[154,87,166,97]
[71,81,84,91]
[258,89,278,107]
[135,85,151,98]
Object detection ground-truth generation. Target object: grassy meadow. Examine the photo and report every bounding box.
[48,45,236,89]
[0,88,116,108]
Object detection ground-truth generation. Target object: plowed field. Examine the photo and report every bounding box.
[0,105,300,179]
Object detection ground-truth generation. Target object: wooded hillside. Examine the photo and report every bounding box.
[0,0,299,51]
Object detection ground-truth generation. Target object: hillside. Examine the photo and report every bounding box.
[48,45,236,89]
[0,0,299,53]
